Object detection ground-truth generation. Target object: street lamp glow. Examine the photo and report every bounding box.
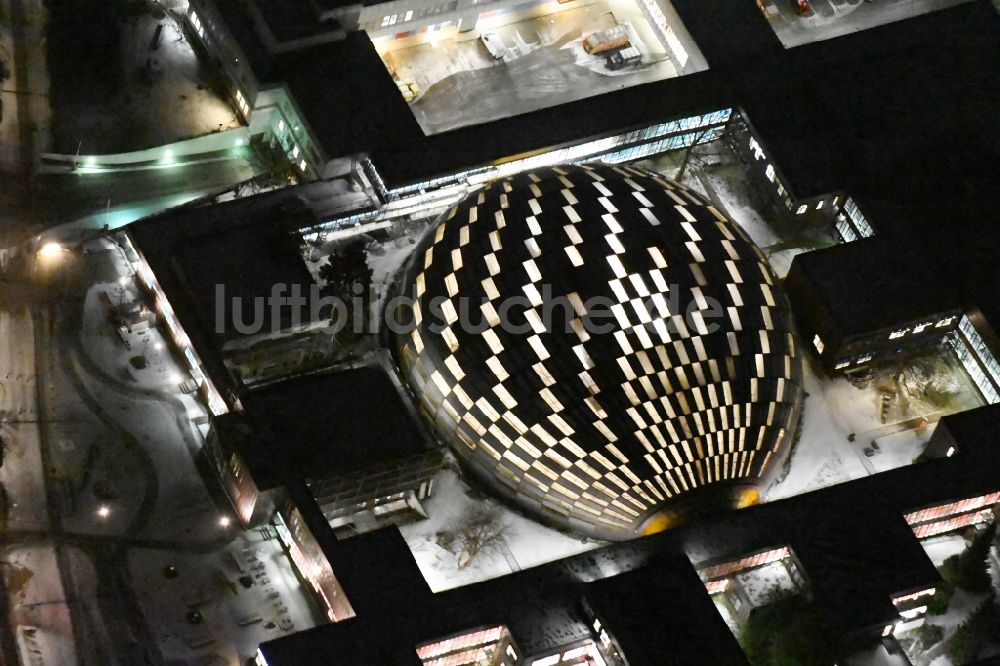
[219,516,231,527]
[37,242,64,262]
[154,342,164,351]
[97,505,110,518]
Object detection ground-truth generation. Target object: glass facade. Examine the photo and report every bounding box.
[842,197,874,239]
[949,315,1000,404]
[305,109,733,242]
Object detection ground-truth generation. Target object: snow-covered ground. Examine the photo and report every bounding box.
[920,534,968,567]
[684,166,781,249]
[765,361,883,500]
[869,428,932,474]
[910,588,994,666]
[66,240,219,543]
[735,560,800,606]
[0,544,78,666]
[129,530,325,663]
[637,143,838,279]
[366,231,427,327]
[398,468,603,592]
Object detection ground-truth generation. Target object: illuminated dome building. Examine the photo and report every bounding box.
[393,164,803,540]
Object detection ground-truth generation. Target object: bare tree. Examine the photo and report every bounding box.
[449,505,511,569]
[674,126,717,182]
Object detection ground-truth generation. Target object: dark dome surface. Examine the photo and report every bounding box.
[393,164,803,540]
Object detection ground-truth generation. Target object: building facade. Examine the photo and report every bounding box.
[393,164,804,540]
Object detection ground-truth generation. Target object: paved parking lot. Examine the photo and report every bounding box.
[379,0,704,134]
[762,0,975,48]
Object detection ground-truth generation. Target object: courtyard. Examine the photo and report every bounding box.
[306,134,993,594]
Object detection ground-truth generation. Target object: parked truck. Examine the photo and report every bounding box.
[606,45,641,70]
[583,25,630,55]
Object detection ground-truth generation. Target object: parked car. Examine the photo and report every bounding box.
[792,0,813,16]
[480,32,509,59]
[756,0,780,18]
[605,46,641,71]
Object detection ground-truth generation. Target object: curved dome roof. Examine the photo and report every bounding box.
[393,164,803,540]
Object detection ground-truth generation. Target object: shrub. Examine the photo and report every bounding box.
[927,582,955,615]
[940,524,997,592]
[915,623,944,651]
[738,592,842,666]
[947,597,1000,664]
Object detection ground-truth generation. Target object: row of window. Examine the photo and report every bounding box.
[375,1,459,29]
[888,316,956,340]
[745,134,792,210]
[843,197,874,237]
[957,315,1000,403]
[829,315,961,370]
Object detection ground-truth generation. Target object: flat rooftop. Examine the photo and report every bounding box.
[130,191,319,342]
[225,367,426,490]
[787,235,960,337]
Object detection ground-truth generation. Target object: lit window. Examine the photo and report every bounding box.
[190,11,205,37]
[812,334,825,354]
[299,159,307,171]
[889,328,908,340]
[235,89,250,116]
